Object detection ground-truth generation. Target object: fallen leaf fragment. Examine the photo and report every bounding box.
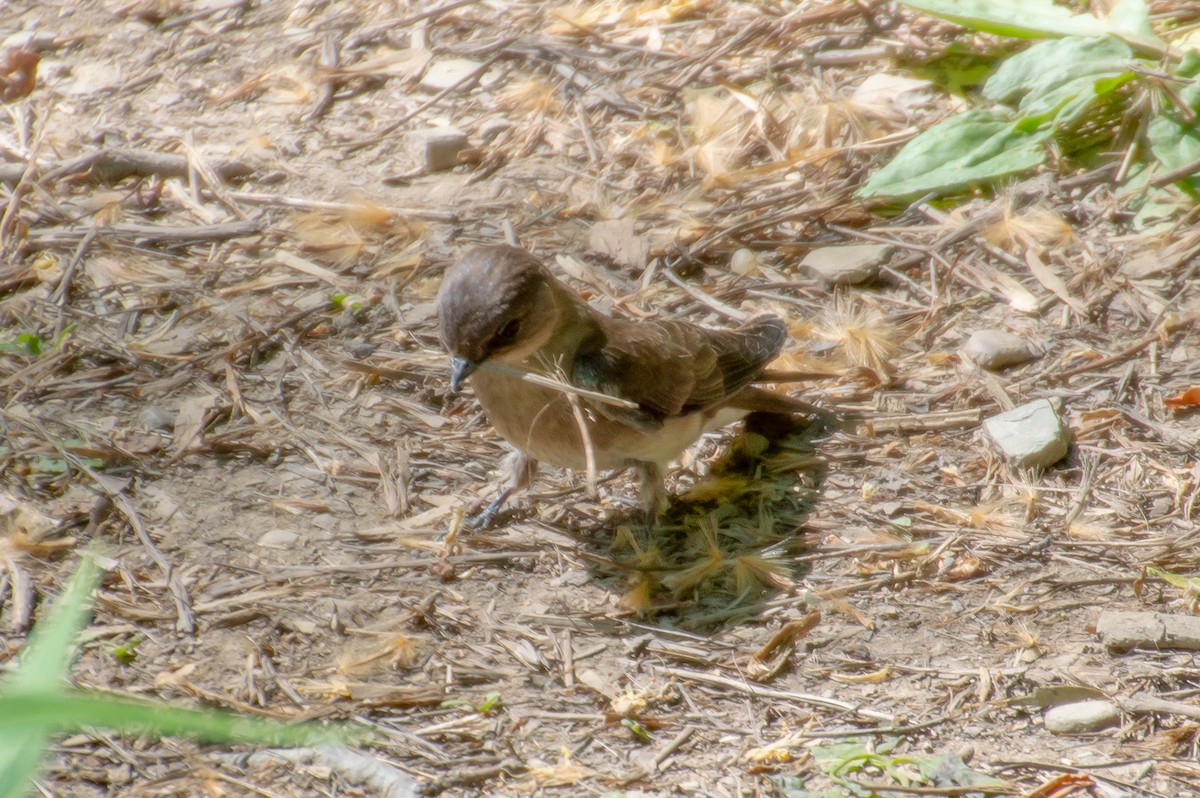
[1165,386,1200,408]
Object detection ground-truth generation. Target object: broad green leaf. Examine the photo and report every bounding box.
[902,0,1107,39]
[1149,56,1200,194]
[1107,0,1155,39]
[900,0,1164,51]
[857,110,1050,200]
[984,37,1136,127]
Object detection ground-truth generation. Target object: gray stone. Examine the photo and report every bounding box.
[138,406,175,432]
[983,398,1071,469]
[419,58,493,93]
[963,329,1036,370]
[406,126,468,172]
[257,528,299,548]
[1043,700,1120,734]
[800,243,892,285]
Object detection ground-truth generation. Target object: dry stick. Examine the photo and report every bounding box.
[1121,693,1200,721]
[992,761,1172,798]
[1150,152,1200,188]
[1057,304,1189,380]
[846,782,1016,796]
[39,147,255,184]
[620,726,696,784]
[26,220,262,249]
[224,190,457,222]
[341,43,515,153]
[566,390,599,497]
[654,665,895,723]
[478,359,640,410]
[574,102,601,166]
[662,268,749,322]
[422,758,526,796]
[49,225,98,306]
[0,147,38,249]
[346,0,485,48]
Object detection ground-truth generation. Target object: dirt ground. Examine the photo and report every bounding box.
[3,1,1200,796]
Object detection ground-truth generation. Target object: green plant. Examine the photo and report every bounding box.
[858,0,1198,221]
[0,550,363,798]
[772,738,1007,797]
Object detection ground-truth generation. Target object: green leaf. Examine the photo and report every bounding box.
[857,110,1050,200]
[7,554,102,691]
[620,717,652,742]
[771,775,846,798]
[110,637,141,665]
[900,0,1163,49]
[0,334,44,358]
[0,553,102,798]
[1148,566,1200,594]
[1106,0,1155,39]
[917,753,1008,788]
[0,690,359,747]
[983,37,1136,127]
[477,692,503,714]
[0,552,367,798]
[1148,71,1200,194]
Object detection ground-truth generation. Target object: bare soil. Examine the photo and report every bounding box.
[3,1,1200,796]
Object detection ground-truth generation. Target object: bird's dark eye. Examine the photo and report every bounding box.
[491,318,520,348]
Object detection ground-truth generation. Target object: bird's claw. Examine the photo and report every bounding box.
[465,489,513,530]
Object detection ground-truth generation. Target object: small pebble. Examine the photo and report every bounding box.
[257,528,299,548]
[730,248,760,276]
[800,243,892,285]
[406,126,468,172]
[419,58,493,92]
[963,329,1036,370]
[138,407,175,432]
[1043,700,1120,734]
[983,398,1070,469]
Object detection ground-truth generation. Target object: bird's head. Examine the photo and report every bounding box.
[436,245,563,391]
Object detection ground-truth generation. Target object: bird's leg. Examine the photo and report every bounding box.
[468,449,538,529]
[636,461,667,528]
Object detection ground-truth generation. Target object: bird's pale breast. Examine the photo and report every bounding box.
[469,368,741,470]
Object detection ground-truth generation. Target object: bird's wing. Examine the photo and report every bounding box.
[572,314,787,428]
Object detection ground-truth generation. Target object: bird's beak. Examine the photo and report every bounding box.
[450,356,478,392]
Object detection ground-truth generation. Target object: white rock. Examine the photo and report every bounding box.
[257,528,299,548]
[1043,700,1120,734]
[406,126,468,172]
[800,243,892,285]
[983,398,1071,469]
[138,407,175,432]
[419,58,494,93]
[963,329,1036,370]
[730,248,759,276]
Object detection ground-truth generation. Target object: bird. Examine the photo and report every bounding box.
[436,244,824,526]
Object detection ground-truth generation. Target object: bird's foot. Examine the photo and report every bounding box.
[636,462,667,529]
[465,488,513,530]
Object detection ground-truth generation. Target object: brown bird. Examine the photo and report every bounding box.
[437,244,823,525]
